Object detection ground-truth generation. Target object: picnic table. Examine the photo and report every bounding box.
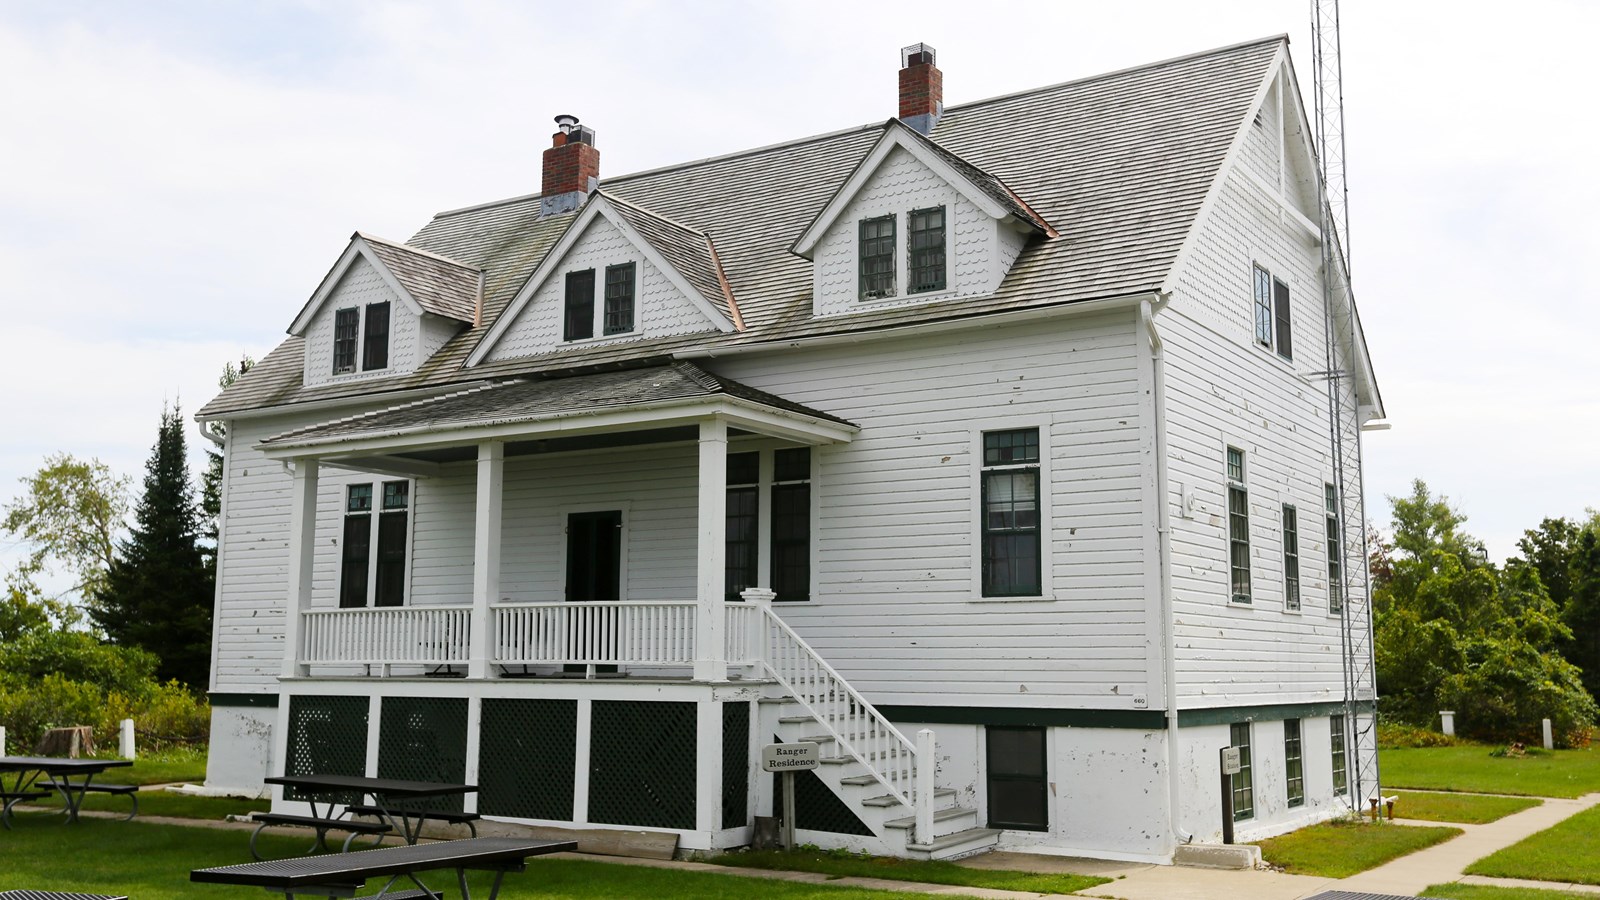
[257,775,479,859]
[0,757,135,828]
[0,892,130,900]
[192,835,577,899]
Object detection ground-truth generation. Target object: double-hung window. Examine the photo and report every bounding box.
[982,429,1042,597]
[362,302,390,370]
[1284,718,1304,807]
[339,481,410,608]
[1283,504,1300,611]
[726,452,759,601]
[859,215,897,299]
[1251,264,1292,360]
[603,262,636,336]
[1326,483,1343,614]
[333,308,359,374]
[563,269,596,341]
[1230,722,1254,821]
[1253,265,1273,348]
[908,206,946,293]
[1331,715,1348,795]
[771,448,811,602]
[1227,447,1251,604]
[332,302,390,375]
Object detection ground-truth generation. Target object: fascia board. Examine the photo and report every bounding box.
[791,122,1010,259]
[287,235,427,336]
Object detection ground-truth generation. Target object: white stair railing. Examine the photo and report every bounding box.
[749,600,924,817]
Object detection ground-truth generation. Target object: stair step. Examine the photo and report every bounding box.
[861,788,955,808]
[777,715,813,725]
[905,826,1003,860]
[882,804,978,831]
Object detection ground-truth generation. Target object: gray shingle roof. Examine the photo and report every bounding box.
[261,361,851,447]
[895,122,1052,234]
[359,233,479,323]
[597,192,741,327]
[201,36,1281,419]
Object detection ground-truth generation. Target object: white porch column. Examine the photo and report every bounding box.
[469,441,504,679]
[280,459,319,678]
[694,418,729,682]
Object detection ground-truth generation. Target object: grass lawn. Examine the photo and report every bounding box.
[1464,804,1600,886]
[713,847,1110,894]
[1382,745,1600,798]
[1392,790,1542,824]
[25,788,264,819]
[88,746,211,786]
[1254,819,1462,877]
[1422,884,1600,899]
[0,817,987,900]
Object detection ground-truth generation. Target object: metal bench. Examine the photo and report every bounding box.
[192,836,577,899]
[249,811,393,860]
[0,892,130,900]
[347,804,480,837]
[38,781,140,820]
[0,791,51,829]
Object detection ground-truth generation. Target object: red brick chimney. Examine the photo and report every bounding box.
[541,114,600,215]
[898,43,942,135]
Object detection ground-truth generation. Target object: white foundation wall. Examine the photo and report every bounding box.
[1176,717,1345,844]
[203,704,276,794]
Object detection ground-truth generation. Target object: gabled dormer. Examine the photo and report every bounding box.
[792,119,1053,319]
[289,233,478,388]
[467,191,741,366]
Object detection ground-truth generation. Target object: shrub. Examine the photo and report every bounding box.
[0,630,159,698]
[1378,722,1458,749]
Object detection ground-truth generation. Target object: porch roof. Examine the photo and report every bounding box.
[258,361,856,457]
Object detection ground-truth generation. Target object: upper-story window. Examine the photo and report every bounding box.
[982,428,1041,597]
[563,263,639,342]
[1227,446,1251,604]
[603,262,637,335]
[332,302,391,375]
[908,206,947,293]
[859,215,897,299]
[1326,483,1344,614]
[1252,264,1292,361]
[340,480,410,608]
[563,269,596,341]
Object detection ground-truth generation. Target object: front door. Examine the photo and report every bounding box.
[565,510,621,673]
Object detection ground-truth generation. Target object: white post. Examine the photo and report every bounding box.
[740,588,775,677]
[281,459,319,678]
[119,718,136,760]
[916,729,936,845]
[1543,718,1554,750]
[694,419,729,682]
[469,441,504,680]
[1439,711,1455,737]
[0,725,6,755]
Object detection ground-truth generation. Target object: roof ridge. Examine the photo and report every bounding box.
[357,231,482,271]
[672,360,724,394]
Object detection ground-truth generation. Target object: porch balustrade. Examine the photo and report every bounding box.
[491,601,698,667]
[300,606,471,667]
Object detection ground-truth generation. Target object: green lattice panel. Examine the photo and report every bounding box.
[771,733,874,836]
[285,695,369,803]
[722,701,749,830]
[478,698,577,822]
[377,696,468,813]
[590,701,696,830]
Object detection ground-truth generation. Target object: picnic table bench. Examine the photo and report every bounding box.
[0,892,130,900]
[38,781,140,820]
[250,811,394,858]
[346,804,479,838]
[192,836,577,899]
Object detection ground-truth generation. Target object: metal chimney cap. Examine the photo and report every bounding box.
[901,43,936,68]
[554,114,580,134]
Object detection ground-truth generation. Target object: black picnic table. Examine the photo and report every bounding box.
[266,774,478,846]
[192,835,577,899]
[0,757,134,828]
[0,892,130,900]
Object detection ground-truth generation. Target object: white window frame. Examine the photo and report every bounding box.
[331,303,392,376]
[969,418,1053,602]
[855,205,958,306]
[1224,442,1252,606]
[561,261,642,345]
[339,478,414,608]
[555,501,633,603]
[1248,261,1293,362]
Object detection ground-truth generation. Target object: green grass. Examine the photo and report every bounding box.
[25,788,264,819]
[1392,790,1543,824]
[1382,745,1600,798]
[0,817,986,899]
[1421,884,1600,899]
[1254,819,1462,877]
[1465,804,1600,885]
[87,746,210,786]
[713,847,1110,894]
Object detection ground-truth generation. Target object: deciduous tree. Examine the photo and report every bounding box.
[2,454,130,604]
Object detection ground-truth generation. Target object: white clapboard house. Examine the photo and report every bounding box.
[199,37,1383,862]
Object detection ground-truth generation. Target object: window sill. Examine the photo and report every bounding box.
[970,594,1054,604]
[562,331,640,346]
[857,287,958,306]
[1228,598,1254,608]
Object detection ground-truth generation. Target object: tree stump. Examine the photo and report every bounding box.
[35,726,95,758]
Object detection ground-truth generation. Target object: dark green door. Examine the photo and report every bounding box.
[566,510,621,673]
[986,726,1048,831]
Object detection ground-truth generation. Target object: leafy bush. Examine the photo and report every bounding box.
[0,630,159,698]
[1378,722,1458,749]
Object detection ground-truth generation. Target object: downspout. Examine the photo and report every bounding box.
[1143,294,1192,847]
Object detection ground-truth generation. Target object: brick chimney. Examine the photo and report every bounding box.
[541,114,600,216]
[898,43,942,135]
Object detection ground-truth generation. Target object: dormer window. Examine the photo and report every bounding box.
[603,262,636,335]
[563,263,640,342]
[563,269,596,341]
[908,205,946,293]
[859,215,897,299]
[331,302,390,375]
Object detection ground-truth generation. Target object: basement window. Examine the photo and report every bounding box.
[1331,715,1348,795]
[1285,718,1304,807]
[1231,722,1254,821]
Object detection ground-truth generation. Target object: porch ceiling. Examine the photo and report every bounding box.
[258,361,857,460]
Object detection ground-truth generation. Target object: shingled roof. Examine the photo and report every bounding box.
[201,36,1283,419]
[359,233,480,324]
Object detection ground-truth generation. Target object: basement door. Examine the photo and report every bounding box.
[565,510,622,674]
[986,725,1049,831]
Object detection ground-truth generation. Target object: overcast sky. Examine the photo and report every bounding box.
[1,0,1595,579]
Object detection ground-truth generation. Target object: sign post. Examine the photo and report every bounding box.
[1220,746,1241,845]
[762,742,820,849]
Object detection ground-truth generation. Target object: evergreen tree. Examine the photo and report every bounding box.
[93,403,214,687]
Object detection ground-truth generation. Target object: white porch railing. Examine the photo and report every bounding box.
[301,606,471,666]
[492,601,697,666]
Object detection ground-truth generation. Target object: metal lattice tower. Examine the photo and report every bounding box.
[1312,0,1379,811]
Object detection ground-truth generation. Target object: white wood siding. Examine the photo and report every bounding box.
[486,215,720,362]
[811,147,1007,317]
[1161,156,1368,708]
[302,255,421,387]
